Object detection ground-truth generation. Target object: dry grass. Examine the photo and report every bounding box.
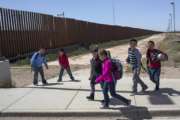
[158,33,180,67]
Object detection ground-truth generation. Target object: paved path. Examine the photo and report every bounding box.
[1,116,180,120]
[0,68,180,118]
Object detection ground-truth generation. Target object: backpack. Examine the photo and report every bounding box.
[111,59,123,80]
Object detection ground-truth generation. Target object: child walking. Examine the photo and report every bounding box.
[146,41,168,91]
[57,49,75,82]
[126,39,148,93]
[31,48,48,85]
[96,49,131,108]
[87,48,102,100]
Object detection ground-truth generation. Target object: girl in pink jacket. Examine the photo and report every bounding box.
[96,49,131,108]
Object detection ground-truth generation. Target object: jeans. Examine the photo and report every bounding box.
[58,67,74,81]
[89,75,103,96]
[148,68,161,89]
[132,67,147,92]
[112,73,117,90]
[103,81,129,106]
[33,67,47,85]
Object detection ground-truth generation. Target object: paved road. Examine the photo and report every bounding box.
[1,116,180,120]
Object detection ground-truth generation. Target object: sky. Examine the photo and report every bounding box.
[0,0,179,31]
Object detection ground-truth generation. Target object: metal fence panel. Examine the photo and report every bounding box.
[0,7,158,59]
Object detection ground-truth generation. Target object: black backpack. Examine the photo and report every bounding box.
[111,59,123,80]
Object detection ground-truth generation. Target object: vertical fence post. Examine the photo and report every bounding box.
[0,8,2,58]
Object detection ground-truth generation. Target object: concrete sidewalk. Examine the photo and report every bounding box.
[0,68,180,118]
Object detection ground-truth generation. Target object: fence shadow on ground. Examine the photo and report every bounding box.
[26,86,132,93]
[111,106,152,120]
[135,88,180,105]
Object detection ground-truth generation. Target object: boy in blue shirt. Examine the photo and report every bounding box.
[31,48,48,85]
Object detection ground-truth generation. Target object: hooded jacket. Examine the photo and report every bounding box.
[96,57,113,83]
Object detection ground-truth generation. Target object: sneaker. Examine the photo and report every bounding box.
[142,86,148,92]
[57,79,62,82]
[132,90,137,93]
[101,100,105,104]
[33,83,38,86]
[154,86,159,91]
[86,95,94,101]
[42,81,48,85]
[126,100,131,106]
[100,104,109,109]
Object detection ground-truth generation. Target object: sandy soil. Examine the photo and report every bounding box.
[11,34,180,87]
[11,66,59,87]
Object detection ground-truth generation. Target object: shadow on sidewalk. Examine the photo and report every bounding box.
[159,88,180,96]
[109,98,129,106]
[86,97,152,119]
[42,83,63,86]
[110,106,152,120]
[28,83,64,87]
[59,80,81,82]
[26,86,132,93]
[135,88,180,105]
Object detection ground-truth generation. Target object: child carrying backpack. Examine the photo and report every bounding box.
[106,50,123,88]
[96,49,131,108]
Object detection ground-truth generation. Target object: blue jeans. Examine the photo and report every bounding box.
[132,67,147,92]
[148,68,161,89]
[103,81,129,106]
[32,67,47,85]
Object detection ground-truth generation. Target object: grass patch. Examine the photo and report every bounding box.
[47,53,58,62]
[11,58,30,67]
[68,47,89,58]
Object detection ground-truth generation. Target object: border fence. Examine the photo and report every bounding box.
[0,7,159,59]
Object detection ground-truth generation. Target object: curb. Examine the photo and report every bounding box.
[1,108,180,118]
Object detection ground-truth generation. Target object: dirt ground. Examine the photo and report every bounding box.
[11,64,89,87]
[11,33,180,87]
[48,34,166,66]
[11,66,59,87]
